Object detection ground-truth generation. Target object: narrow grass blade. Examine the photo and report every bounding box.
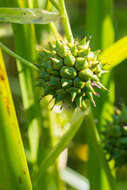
[49,0,60,11]
[95,0,115,126]
[100,35,127,70]
[35,109,86,189]
[60,167,89,190]
[0,8,59,24]
[86,0,103,49]
[83,106,116,190]
[7,0,42,164]
[0,49,32,190]
[0,42,38,71]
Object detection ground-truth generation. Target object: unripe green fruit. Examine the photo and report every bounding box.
[60,66,77,79]
[56,40,69,57]
[101,105,127,168]
[64,54,75,66]
[37,38,106,110]
[78,49,88,57]
[41,60,52,73]
[51,57,63,70]
[39,71,49,81]
[51,70,59,76]
[49,76,60,87]
[61,78,72,88]
[79,69,93,81]
[73,77,85,88]
[70,44,78,56]
[87,52,95,61]
[75,57,88,71]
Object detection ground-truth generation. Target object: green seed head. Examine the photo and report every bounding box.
[101,105,127,168]
[37,38,106,110]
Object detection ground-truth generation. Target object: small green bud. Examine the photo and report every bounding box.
[60,66,77,79]
[44,86,54,96]
[75,57,88,71]
[75,95,82,107]
[73,77,85,88]
[36,79,45,87]
[55,93,65,103]
[67,87,80,102]
[70,44,78,56]
[51,57,63,70]
[56,40,69,57]
[87,52,95,61]
[79,69,94,81]
[64,54,75,66]
[94,64,102,74]
[78,49,88,57]
[51,70,59,76]
[49,76,60,87]
[79,38,87,46]
[41,61,52,73]
[61,78,72,88]
[78,40,90,51]
[56,89,65,96]
[39,71,49,81]
[40,49,53,60]
[49,42,56,50]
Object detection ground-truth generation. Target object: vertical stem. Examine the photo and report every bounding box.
[58,0,73,42]
[7,0,41,164]
[83,105,116,190]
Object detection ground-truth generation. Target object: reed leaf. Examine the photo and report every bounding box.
[86,1,115,189]
[0,8,59,24]
[7,0,42,164]
[35,109,85,189]
[0,48,32,190]
[100,35,127,70]
[83,106,116,190]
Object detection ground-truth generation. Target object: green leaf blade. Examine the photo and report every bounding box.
[0,49,32,190]
[100,35,127,70]
[0,8,59,24]
[35,109,86,189]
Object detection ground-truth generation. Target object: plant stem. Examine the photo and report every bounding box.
[83,105,116,190]
[50,23,62,40]
[0,42,38,71]
[46,0,62,40]
[58,0,73,43]
[34,110,85,189]
[49,0,60,11]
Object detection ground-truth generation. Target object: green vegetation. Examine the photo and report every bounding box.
[0,0,127,190]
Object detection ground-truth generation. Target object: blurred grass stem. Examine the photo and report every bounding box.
[0,42,38,71]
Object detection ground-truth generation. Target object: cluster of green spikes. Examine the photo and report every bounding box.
[101,105,127,168]
[37,38,106,110]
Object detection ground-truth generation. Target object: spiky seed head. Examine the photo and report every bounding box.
[37,38,106,110]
